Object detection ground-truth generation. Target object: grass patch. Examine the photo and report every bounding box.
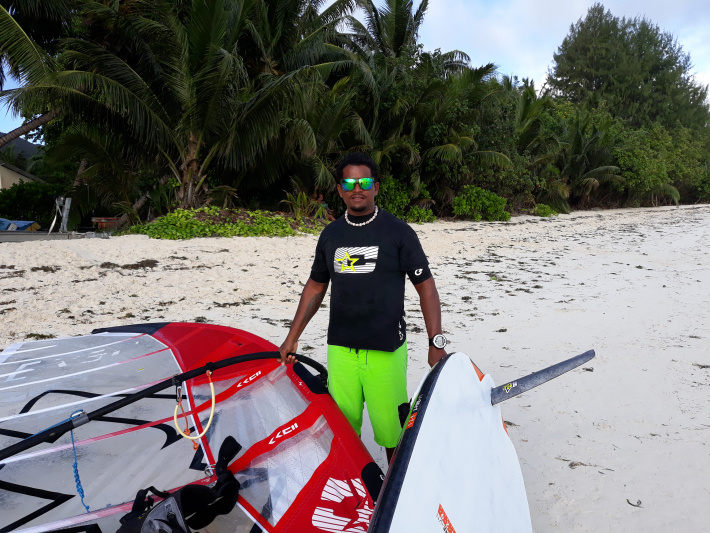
[532,204,558,217]
[126,207,328,240]
[25,333,56,340]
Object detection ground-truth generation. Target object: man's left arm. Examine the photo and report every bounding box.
[413,277,447,367]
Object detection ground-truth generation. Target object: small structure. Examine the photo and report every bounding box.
[91,217,122,230]
[0,219,41,231]
[0,160,44,189]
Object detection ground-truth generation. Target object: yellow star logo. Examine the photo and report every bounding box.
[336,252,359,272]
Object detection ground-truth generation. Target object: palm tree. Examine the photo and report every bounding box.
[226,0,364,196]
[339,2,515,211]
[499,77,564,205]
[243,0,356,75]
[300,77,373,190]
[0,1,70,147]
[349,0,429,59]
[414,63,512,207]
[4,0,355,208]
[555,109,623,206]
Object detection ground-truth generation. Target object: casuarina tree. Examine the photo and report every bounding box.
[547,2,709,131]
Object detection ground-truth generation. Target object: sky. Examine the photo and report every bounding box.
[0,77,24,139]
[417,0,710,89]
[1,0,709,138]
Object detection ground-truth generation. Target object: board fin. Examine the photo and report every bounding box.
[490,350,595,405]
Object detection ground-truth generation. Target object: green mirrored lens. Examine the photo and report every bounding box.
[341,178,374,191]
[359,178,374,190]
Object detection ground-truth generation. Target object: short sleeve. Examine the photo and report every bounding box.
[399,225,429,272]
[310,233,331,283]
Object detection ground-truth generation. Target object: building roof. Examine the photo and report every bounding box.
[0,159,45,183]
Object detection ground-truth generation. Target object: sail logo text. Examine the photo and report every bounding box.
[237,371,261,388]
[269,423,298,444]
[312,477,373,531]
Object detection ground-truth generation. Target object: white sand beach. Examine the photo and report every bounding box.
[1,205,709,531]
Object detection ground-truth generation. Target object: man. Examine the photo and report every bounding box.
[279,153,447,463]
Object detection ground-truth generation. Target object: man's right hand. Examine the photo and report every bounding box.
[279,338,298,365]
[278,278,328,366]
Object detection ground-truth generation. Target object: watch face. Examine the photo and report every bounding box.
[433,334,446,349]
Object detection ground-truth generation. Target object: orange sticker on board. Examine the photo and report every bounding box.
[437,504,457,533]
[406,412,417,429]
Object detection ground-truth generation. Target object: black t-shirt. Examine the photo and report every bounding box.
[310,209,430,352]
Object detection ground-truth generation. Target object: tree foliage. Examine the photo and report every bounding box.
[0,0,708,228]
[0,180,64,226]
[547,3,710,131]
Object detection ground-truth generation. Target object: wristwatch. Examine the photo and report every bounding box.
[428,334,447,349]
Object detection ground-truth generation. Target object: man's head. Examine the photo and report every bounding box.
[335,153,379,215]
[335,153,379,182]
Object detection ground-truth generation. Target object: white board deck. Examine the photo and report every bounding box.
[371,352,532,533]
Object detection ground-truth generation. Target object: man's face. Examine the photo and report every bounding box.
[337,165,379,215]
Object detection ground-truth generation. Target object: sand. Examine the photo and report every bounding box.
[1,204,709,531]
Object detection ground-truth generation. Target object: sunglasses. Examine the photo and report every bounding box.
[340,177,375,191]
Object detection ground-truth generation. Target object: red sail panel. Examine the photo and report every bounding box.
[1,323,382,533]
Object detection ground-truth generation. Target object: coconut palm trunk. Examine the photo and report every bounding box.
[0,110,59,148]
[177,132,207,208]
[115,174,173,229]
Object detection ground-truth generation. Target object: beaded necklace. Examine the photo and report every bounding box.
[345,206,378,227]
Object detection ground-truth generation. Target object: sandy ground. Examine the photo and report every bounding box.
[1,205,709,531]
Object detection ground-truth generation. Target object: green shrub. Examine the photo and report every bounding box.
[127,207,325,239]
[404,206,436,223]
[452,186,510,221]
[280,190,327,221]
[376,175,410,218]
[0,180,66,227]
[532,204,558,217]
[368,176,440,223]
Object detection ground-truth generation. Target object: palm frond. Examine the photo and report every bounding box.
[425,143,462,163]
[0,5,55,86]
[580,165,621,181]
[471,150,512,168]
[649,183,680,205]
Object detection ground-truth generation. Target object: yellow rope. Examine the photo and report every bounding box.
[174,371,215,441]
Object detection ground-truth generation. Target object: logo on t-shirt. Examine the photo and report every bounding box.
[334,247,379,274]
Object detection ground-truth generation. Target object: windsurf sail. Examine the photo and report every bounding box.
[0,323,382,533]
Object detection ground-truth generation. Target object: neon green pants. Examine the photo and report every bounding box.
[327,343,408,448]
